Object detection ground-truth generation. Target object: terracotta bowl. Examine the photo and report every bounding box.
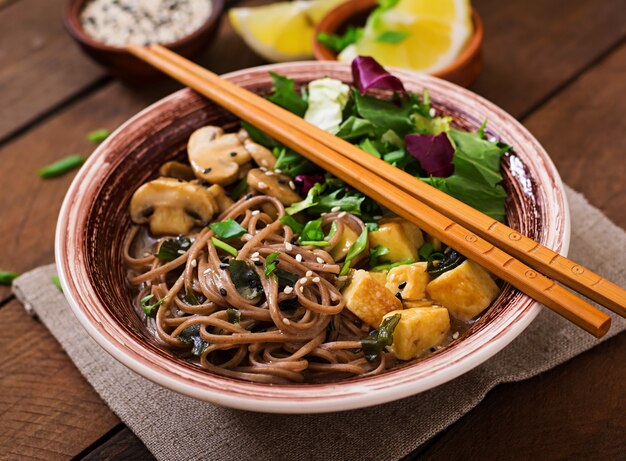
[313,0,484,88]
[63,0,224,81]
[56,62,569,413]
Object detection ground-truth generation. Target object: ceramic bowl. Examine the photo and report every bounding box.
[63,0,224,81]
[56,62,569,414]
[313,0,484,88]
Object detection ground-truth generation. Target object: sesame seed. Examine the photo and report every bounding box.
[337,212,347,218]
[330,292,339,301]
[337,276,348,282]
[373,215,382,220]
[254,260,263,266]
[289,181,296,190]
[219,288,227,296]
[259,166,267,172]
[278,179,287,185]
[203,268,212,275]
[257,181,267,190]
[429,107,436,117]
[312,277,321,283]
[320,212,327,216]
[143,251,151,257]
[251,252,259,258]
[265,170,274,176]
[452,331,460,340]
[395,292,402,300]
[284,286,294,294]
[398,281,407,289]
[203,167,212,174]
[219,263,229,269]
[299,286,305,293]
[229,151,237,157]
[488,136,498,143]
[176,310,185,317]
[316,257,324,264]
[331,206,340,212]
[245,193,253,200]
[283,318,291,325]
[190,259,197,267]
[305,270,313,277]
[274,169,282,174]
[177,249,186,255]
[299,277,307,284]
[251,210,260,216]
[295,254,303,262]
[285,242,293,251]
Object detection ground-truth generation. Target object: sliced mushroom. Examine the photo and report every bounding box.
[238,128,277,170]
[130,178,218,236]
[207,184,234,212]
[158,161,196,181]
[247,168,301,206]
[187,126,251,185]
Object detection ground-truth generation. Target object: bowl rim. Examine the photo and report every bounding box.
[312,0,484,80]
[63,0,225,54]
[56,61,570,414]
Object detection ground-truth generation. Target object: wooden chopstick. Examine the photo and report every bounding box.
[128,44,615,337]
[143,45,626,321]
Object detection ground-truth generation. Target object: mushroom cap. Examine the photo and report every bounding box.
[188,126,252,185]
[247,168,302,206]
[130,177,218,236]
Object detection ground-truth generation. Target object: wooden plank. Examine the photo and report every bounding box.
[0,0,104,140]
[416,333,626,460]
[0,301,119,460]
[524,43,626,228]
[471,0,626,118]
[81,428,153,461]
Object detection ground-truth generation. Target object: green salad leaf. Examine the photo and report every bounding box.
[209,218,247,240]
[317,25,363,53]
[339,228,368,276]
[267,72,308,117]
[264,251,281,276]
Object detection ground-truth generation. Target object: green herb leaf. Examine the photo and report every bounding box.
[340,227,368,276]
[361,313,401,361]
[230,177,249,201]
[210,218,247,240]
[377,30,410,44]
[267,72,308,117]
[365,222,379,232]
[275,268,299,290]
[178,324,208,356]
[211,237,238,257]
[418,242,434,261]
[286,182,324,215]
[87,129,110,143]
[369,245,390,268]
[141,294,167,316]
[274,146,318,177]
[316,25,364,53]
[51,275,63,291]
[38,155,85,178]
[371,258,415,272]
[0,271,19,286]
[264,251,281,276]
[279,215,304,234]
[227,260,263,300]
[227,307,241,324]
[240,121,277,148]
[299,218,325,242]
[155,236,192,262]
[335,116,377,141]
[353,89,415,136]
[359,138,382,158]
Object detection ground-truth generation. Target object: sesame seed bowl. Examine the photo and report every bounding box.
[64,0,225,81]
[56,62,570,413]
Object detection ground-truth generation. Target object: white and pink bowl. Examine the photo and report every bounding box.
[56,62,570,414]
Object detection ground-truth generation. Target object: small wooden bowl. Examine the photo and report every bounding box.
[63,0,224,81]
[313,0,484,88]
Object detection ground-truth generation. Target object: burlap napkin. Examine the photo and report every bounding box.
[12,186,625,461]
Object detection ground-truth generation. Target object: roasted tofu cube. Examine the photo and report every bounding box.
[426,260,500,321]
[385,262,430,300]
[342,270,401,327]
[369,217,424,262]
[330,226,359,261]
[383,306,450,360]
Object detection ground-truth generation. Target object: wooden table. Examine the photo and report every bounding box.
[0,1,624,459]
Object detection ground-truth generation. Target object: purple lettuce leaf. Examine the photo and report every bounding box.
[405,133,455,177]
[351,56,407,96]
[293,173,325,195]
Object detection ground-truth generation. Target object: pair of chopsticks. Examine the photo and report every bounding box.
[128,44,626,338]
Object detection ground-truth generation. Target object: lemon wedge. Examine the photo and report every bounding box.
[229,0,345,62]
[338,0,473,73]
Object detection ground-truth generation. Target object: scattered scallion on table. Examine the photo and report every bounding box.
[87,129,110,143]
[0,271,19,286]
[38,155,85,179]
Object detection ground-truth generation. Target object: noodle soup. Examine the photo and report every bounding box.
[124,60,506,384]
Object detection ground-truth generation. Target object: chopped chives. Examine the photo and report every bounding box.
[0,271,19,285]
[211,237,238,257]
[87,129,110,143]
[38,155,85,178]
[51,275,63,291]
